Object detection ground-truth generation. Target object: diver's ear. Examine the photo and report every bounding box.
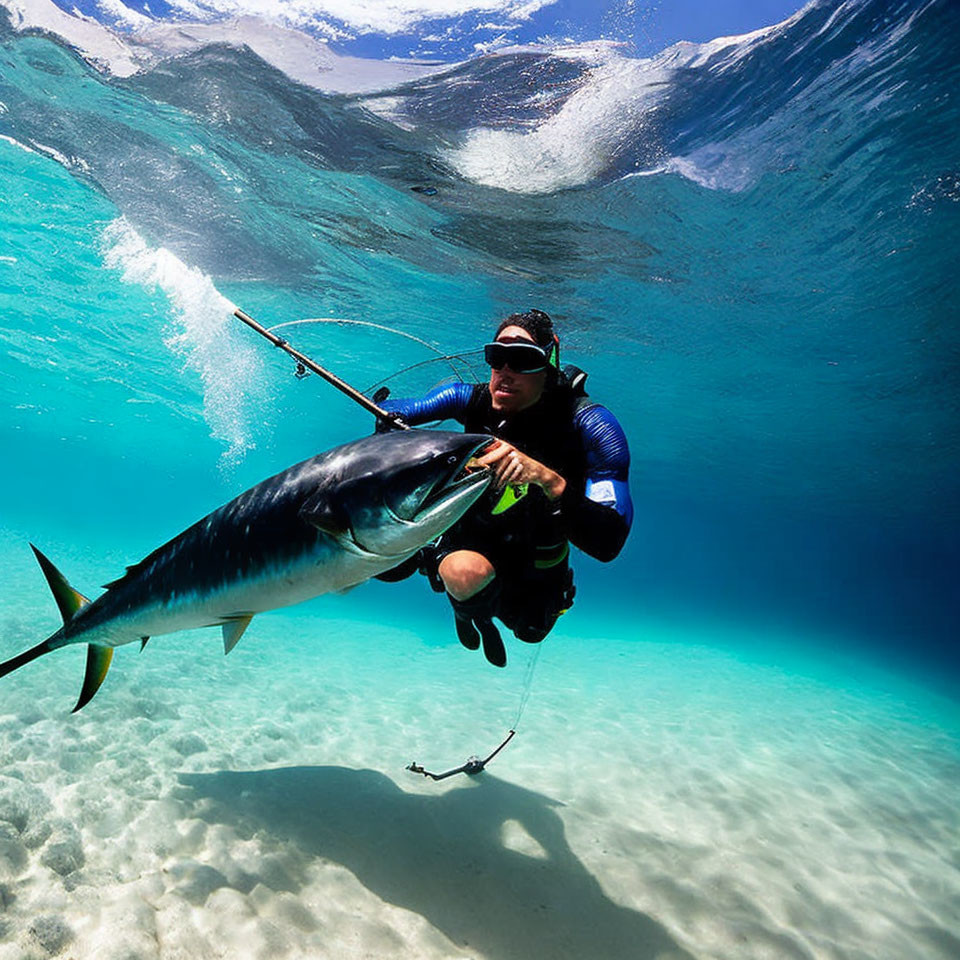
[300,491,351,537]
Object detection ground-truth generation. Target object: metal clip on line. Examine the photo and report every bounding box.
[406,729,516,781]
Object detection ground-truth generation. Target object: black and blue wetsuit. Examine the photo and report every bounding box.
[382,377,632,650]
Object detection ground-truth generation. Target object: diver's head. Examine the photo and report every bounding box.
[485,309,560,414]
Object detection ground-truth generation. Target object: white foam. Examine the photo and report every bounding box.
[133,16,442,93]
[100,218,262,465]
[156,0,555,34]
[444,53,672,193]
[661,149,757,193]
[94,0,152,29]
[23,138,92,174]
[441,3,819,196]
[0,133,39,155]
[0,1,560,96]
[1,0,149,76]
[0,0,555,94]
[0,0,447,92]
[669,1,812,71]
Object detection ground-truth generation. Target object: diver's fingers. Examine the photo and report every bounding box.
[496,454,525,489]
[475,441,514,466]
[493,453,519,489]
[488,454,513,488]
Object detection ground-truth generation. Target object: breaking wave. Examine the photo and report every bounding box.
[100,218,263,465]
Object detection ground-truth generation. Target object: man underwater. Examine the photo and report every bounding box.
[378,309,633,666]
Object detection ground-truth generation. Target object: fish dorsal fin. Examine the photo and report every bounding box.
[72,644,113,713]
[30,544,90,623]
[299,491,350,537]
[222,615,253,655]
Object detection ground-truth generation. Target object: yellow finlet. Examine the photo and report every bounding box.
[222,615,254,655]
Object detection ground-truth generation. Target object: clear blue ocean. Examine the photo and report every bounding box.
[0,0,958,957]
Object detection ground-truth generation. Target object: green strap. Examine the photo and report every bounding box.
[534,542,570,569]
[491,483,529,515]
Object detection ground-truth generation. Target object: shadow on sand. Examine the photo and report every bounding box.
[178,766,693,960]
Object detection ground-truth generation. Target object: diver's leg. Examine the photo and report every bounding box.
[501,563,575,644]
[438,551,505,666]
[438,550,494,600]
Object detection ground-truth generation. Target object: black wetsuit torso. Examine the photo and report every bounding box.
[381,378,632,647]
[450,383,582,586]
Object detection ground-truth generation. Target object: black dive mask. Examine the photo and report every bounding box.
[484,340,554,374]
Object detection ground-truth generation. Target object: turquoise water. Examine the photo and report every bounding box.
[1,1,959,957]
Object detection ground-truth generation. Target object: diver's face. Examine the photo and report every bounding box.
[488,325,548,414]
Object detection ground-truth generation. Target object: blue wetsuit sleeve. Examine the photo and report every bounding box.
[377,383,474,428]
[564,403,633,562]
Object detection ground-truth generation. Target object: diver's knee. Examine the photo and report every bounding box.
[439,550,495,601]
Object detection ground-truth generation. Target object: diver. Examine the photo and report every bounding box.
[376,309,633,667]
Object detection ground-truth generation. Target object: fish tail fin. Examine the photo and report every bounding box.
[30,543,90,622]
[23,544,113,712]
[0,544,86,680]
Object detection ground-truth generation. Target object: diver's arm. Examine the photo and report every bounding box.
[377,383,475,429]
[564,404,633,562]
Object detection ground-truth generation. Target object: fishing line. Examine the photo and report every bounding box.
[512,640,544,730]
[406,640,544,782]
[233,308,408,430]
[266,317,484,385]
[363,351,484,395]
[269,317,445,355]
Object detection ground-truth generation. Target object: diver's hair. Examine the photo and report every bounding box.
[495,309,556,349]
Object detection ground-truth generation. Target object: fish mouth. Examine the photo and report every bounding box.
[346,435,494,559]
[415,437,494,518]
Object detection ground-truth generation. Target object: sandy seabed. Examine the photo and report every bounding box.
[0,577,958,960]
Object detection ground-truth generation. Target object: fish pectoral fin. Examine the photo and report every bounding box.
[139,637,149,652]
[222,615,254,655]
[72,644,113,713]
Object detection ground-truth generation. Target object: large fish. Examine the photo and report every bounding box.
[0,429,492,712]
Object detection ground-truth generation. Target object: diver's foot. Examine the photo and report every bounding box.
[454,615,481,650]
[477,619,506,667]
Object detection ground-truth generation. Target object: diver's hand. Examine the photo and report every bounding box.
[374,412,407,433]
[474,441,567,500]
